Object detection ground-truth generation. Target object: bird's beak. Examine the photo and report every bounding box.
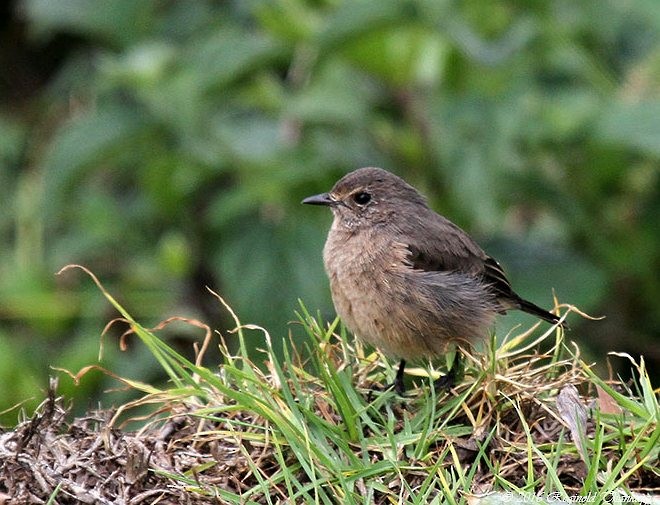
[302,192,335,206]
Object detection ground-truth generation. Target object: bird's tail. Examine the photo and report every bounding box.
[516,297,566,328]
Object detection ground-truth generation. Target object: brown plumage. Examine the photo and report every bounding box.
[303,167,563,393]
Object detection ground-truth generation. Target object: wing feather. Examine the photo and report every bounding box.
[399,211,515,302]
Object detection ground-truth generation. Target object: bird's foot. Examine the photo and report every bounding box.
[367,359,407,400]
[433,354,464,392]
[366,382,404,402]
[433,369,456,391]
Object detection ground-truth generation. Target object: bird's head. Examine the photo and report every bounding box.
[302,167,427,231]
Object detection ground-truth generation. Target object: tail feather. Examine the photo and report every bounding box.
[516,297,566,328]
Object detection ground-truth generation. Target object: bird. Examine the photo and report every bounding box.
[302,167,564,394]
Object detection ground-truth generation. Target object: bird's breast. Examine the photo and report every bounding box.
[321,229,424,356]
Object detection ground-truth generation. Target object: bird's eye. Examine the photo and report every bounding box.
[353,192,371,205]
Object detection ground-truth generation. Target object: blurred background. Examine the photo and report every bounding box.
[0,0,658,424]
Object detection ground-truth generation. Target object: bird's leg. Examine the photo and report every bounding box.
[393,359,407,395]
[366,359,407,401]
[433,353,463,392]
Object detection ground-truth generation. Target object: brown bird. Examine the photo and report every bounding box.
[303,167,563,394]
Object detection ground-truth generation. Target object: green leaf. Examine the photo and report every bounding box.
[316,0,418,51]
[286,61,372,125]
[24,0,155,46]
[183,28,288,91]
[42,103,146,195]
[595,101,660,157]
[343,26,449,86]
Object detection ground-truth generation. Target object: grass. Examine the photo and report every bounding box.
[52,265,659,503]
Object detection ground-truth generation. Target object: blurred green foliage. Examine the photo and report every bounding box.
[0,0,658,423]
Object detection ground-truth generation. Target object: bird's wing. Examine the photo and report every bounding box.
[482,256,517,300]
[401,213,517,300]
[399,210,563,325]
